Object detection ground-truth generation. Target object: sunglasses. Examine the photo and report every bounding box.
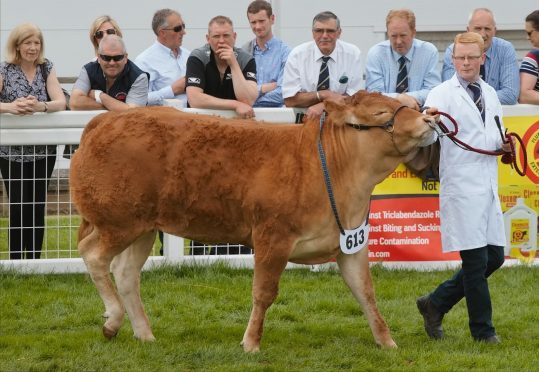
[162,24,186,33]
[99,54,125,62]
[95,28,116,39]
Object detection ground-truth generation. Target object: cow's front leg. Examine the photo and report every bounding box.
[337,248,397,348]
[241,245,289,353]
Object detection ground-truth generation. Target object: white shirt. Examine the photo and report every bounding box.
[134,41,190,106]
[282,39,362,99]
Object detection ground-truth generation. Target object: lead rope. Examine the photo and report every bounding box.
[435,111,528,177]
[317,112,345,235]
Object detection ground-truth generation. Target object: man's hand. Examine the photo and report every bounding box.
[305,102,325,119]
[235,101,255,119]
[396,93,420,111]
[318,90,345,103]
[215,43,237,66]
[501,136,515,153]
[425,106,440,122]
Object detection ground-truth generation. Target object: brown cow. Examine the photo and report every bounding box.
[70,91,437,352]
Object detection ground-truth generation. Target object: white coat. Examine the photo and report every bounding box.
[424,74,506,252]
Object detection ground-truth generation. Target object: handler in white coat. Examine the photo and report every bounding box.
[416,32,513,344]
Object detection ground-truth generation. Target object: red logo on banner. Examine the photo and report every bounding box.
[521,120,539,184]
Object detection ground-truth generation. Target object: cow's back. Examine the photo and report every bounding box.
[70,107,321,241]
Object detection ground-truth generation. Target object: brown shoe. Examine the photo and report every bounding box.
[476,335,501,344]
[416,294,444,340]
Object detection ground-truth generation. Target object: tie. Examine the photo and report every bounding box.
[479,64,485,80]
[396,56,408,93]
[469,82,485,122]
[317,56,330,91]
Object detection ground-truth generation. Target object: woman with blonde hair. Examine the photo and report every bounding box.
[89,15,123,55]
[0,23,66,259]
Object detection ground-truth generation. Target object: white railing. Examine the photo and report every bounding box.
[1,104,537,273]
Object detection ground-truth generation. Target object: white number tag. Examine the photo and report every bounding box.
[339,220,369,254]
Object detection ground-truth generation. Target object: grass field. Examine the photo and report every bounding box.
[0,216,164,259]
[1,263,538,371]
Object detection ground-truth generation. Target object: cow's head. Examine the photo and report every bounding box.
[324,91,436,156]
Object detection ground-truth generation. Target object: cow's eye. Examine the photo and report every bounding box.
[373,111,388,116]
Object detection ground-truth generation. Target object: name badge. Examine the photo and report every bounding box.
[339,220,369,254]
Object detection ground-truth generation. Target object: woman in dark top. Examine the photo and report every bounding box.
[0,23,66,259]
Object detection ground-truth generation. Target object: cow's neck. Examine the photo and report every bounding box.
[320,123,404,226]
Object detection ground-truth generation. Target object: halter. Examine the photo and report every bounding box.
[345,105,409,156]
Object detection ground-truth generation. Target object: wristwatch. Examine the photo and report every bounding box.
[94,90,103,104]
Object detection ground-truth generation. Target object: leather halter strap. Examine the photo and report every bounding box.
[345,105,409,156]
[345,104,408,132]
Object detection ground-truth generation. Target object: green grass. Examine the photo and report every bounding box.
[0,216,164,259]
[1,264,538,371]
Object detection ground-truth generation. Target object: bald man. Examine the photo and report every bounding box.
[441,8,519,104]
[71,34,149,111]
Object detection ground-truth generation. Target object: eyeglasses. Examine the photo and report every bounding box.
[99,54,125,62]
[526,30,537,37]
[95,28,116,39]
[162,24,186,33]
[452,55,482,62]
[312,28,338,35]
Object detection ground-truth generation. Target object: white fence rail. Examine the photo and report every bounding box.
[1,105,537,273]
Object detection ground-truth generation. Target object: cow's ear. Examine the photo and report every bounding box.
[350,90,369,105]
[324,99,346,114]
[325,99,349,127]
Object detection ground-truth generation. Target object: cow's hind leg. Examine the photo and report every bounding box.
[110,230,156,341]
[78,226,125,339]
[337,249,397,348]
[241,246,288,353]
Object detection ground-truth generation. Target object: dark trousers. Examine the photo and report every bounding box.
[0,154,56,259]
[429,245,505,339]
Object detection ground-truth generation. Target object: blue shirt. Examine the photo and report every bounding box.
[243,37,290,107]
[365,39,440,106]
[442,37,519,105]
[134,41,190,106]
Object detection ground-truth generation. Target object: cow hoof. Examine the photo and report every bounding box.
[379,340,398,349]
[240,340,260,353]
[103,325,118,339]
[134,333,156,342]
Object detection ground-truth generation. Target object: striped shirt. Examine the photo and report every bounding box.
[519,49,539,92]
[365,38,440,106]
[442,37,519,105]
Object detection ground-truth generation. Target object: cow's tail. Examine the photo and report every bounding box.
[78,217,94,244]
